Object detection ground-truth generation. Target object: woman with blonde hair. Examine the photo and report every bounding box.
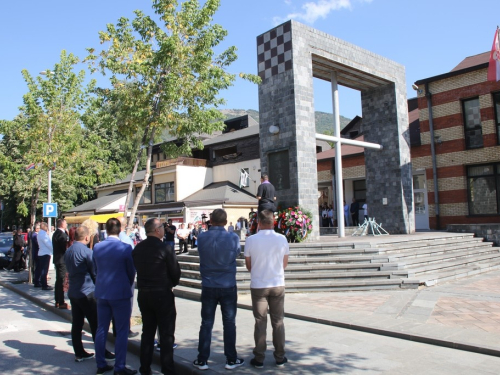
[81,219,100,250]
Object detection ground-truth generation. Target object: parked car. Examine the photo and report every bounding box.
[0,235,14,269]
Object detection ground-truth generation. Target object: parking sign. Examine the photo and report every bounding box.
[43,203,58,218]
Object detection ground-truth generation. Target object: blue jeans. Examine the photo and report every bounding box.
[164,241,175,251]
[197,286,238,362]
[38,255,51,288]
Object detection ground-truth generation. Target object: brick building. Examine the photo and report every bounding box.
[318,52,500,230]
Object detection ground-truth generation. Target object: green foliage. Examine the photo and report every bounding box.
[86,0,260,226]
[0,51,120,226]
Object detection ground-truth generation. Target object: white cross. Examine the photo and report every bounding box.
[315,72,383,238]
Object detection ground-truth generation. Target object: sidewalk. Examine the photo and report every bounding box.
[2,267,500,374]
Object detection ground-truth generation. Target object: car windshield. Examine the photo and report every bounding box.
[0,237,13,247]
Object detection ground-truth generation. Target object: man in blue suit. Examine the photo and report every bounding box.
[93,218,137,375]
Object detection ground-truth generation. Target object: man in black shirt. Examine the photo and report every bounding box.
[256,174,276,214]
[132,218,181,375]
[163,219,176,250]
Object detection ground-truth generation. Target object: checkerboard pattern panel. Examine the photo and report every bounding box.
[257,21,293,80]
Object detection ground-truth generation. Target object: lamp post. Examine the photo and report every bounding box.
[40,70,53,235]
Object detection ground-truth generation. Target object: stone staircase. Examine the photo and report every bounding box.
[175,232,500,293]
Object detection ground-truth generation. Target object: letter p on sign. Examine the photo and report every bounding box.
[43,203,58,218]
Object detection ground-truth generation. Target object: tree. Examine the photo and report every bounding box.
[86,0,260,231]
[0,50,118,228]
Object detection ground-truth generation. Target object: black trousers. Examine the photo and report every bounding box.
[178,239,188,253]
[351,213,359,226]
[138,289,177,375]
[70,292,98,356]
[6,249,23,271]
[54,263,67,305]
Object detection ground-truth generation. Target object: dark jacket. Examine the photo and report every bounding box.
[64,241,96,299]
[132,236,181,291]
[52,228,69,265]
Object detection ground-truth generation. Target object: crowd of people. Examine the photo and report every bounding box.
[319,198,369,227]
[2,206,289,374]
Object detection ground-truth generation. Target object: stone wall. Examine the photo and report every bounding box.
[447,223,500,246]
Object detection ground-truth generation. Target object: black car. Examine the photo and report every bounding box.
[0,235,14,268]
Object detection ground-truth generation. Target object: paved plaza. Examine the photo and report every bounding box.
[2,254,500,374]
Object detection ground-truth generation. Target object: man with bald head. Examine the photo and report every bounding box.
[133,218,180,375]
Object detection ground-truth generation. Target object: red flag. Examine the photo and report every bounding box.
[25,163,35,171]
[488,27,500,82]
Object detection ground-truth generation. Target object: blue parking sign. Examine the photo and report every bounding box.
[43,203,58,218]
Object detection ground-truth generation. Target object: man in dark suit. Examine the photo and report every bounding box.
[93,218,137,375]
[52,218,69,309]
[132,218,181,375]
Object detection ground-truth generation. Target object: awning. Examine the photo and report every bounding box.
[90,212,124,224]
[64,215,91,224]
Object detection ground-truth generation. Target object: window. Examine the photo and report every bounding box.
[136,185,151,204]
[493,92,500,144]
[462,97,483,149]
[213,146,237,159]
[353,179,366,202]
[467,164,500,215]
[155,182,175,203]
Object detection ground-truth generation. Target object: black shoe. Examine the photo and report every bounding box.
[34,284,42,287]
[105,350,116,361]
[250,358,264,369]
[128,331,139,338]
[75,351,95,362]
[193,359,209,370]
[114,367,138,375]
[276,357,288,367]
[42,286,53,290]
[96,364,114,374]
[225,358,244,369]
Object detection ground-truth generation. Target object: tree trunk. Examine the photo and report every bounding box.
[30,186,41,229]
[129,127,156,228]
[124,127,150,234]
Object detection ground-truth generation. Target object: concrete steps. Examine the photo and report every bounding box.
[176,232,500,293]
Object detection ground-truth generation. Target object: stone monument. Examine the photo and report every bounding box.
[257,20,414,240]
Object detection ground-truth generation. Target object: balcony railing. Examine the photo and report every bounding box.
[156,157,207,168]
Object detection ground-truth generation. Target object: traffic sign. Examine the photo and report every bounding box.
[43,203,58,218]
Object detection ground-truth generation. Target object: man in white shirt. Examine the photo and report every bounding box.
[327,206,334,227]
[118,216,135,248]
[235,220,241,231]
[37,222,54,291]
[176,223,190,254]
[244,210,289,369]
